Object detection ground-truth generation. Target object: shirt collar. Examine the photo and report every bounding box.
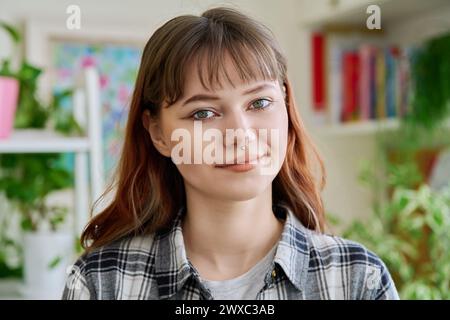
[272,203,310,293]
[154,203,311,299]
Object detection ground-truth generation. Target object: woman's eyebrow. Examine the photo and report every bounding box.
[181,83,276,107]
[182,94,220,106]
[242,83,275,95]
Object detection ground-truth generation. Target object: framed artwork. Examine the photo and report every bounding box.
[25,19,150,181]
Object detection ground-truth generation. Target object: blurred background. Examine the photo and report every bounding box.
[0,0,449,299]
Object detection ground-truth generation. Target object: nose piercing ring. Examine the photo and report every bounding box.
[241,137,249,150]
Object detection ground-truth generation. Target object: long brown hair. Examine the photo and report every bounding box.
[81,7,326,251]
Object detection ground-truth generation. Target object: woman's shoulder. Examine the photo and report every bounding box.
[74,233,158,275]
[299,228,399,299]
[63,233,159,299]
[281,204,389,273]
[304,229,383,267]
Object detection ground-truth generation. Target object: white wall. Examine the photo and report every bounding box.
[0,0,374,229]
[0,0,298,62]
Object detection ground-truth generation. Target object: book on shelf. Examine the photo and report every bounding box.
[311,33,326,112]
[311,31,416,126]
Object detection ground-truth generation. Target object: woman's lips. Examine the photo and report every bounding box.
[214,154,267,172]
[216,162,256,172]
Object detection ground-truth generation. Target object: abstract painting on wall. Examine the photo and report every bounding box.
[50,41,142,181]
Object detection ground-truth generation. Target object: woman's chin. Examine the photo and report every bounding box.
[208,181,272,201]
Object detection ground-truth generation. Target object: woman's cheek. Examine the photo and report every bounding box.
[261,107,289,175]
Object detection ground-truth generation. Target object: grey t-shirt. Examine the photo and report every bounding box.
[200,243,278,300]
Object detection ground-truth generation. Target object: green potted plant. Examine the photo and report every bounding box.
[0,21,82,298]
[383,32,450,185]
[0,193,22,279]
[406,32,450,131]
[339,160,450,299]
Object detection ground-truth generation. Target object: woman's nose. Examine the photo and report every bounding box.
[222,110,256,148]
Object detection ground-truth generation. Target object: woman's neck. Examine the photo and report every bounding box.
[181,185,284,281]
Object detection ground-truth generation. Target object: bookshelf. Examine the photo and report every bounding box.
[301,0,450,136]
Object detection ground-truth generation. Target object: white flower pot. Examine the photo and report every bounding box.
[23,232,74,299]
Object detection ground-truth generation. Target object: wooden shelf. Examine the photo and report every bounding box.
[311,118,450,136]
[0,129,90,153]
[311,119,399,136]
[301,0,450,29]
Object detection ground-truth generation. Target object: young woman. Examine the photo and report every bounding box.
[63,7,399,300]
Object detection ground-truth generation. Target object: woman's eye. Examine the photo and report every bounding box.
[251,98,272,110]
[192,110,216,120]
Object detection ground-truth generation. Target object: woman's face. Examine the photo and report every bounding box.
[145,54,289,201]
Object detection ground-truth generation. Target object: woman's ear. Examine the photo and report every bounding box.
[142,110,171,158]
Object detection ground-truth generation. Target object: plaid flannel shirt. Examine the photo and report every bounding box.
[62,203,399,300]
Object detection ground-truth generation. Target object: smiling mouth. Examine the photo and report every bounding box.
[214,154,268,168]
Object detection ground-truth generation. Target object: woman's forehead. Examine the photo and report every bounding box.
[182,52,277,95]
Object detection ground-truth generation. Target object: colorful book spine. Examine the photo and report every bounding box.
[369,48,377,120]
[359,45,374,121]
[342,51,360,122]
[385,47,397,118]
[375,49,386,119]
[328,45,343,125]
[312,33,326,112]
[395,48,403,118]
[312,32,415,124]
